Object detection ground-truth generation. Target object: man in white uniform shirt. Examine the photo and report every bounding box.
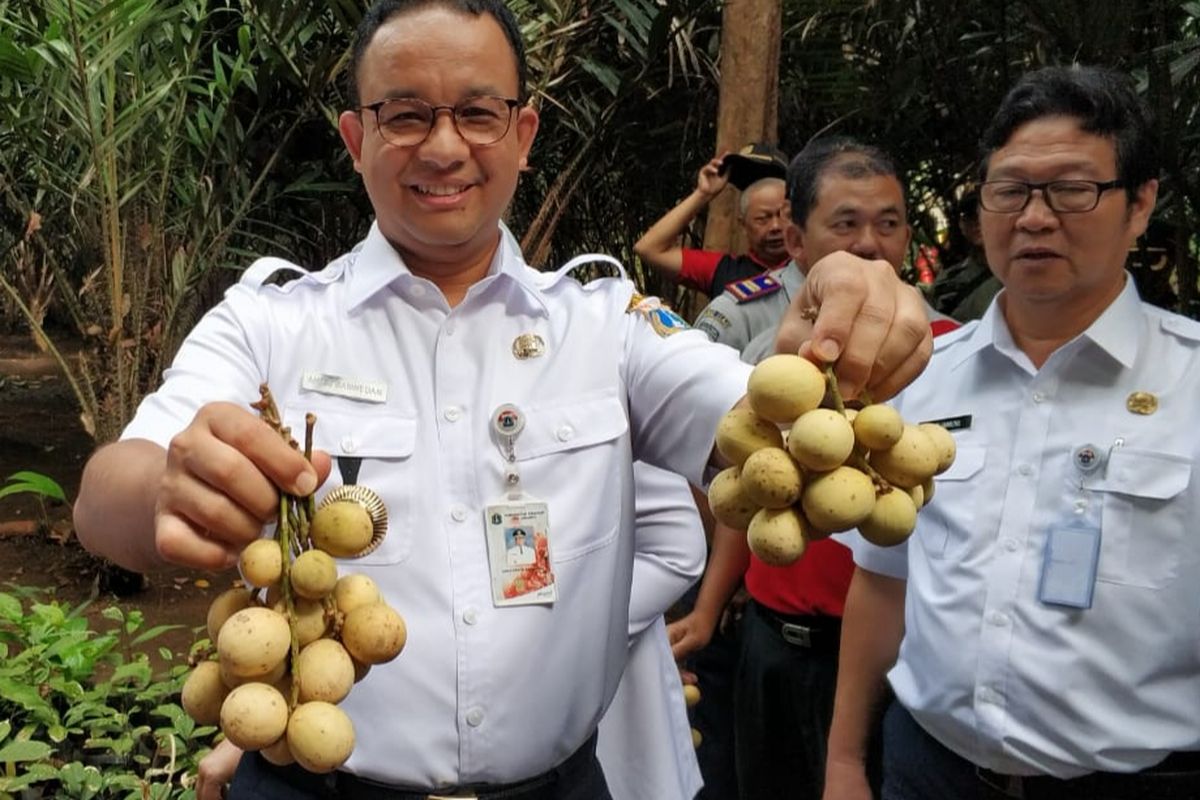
[71,1,931,797]
[823,65,1200,800]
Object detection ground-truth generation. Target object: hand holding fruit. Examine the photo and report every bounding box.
[155,401,331,571]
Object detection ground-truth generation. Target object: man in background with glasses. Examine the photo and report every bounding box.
[73,0,932,798]
[823,65,1200,800]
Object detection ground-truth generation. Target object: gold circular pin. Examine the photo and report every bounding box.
[1125,391,1158,416]
[317,484,388,557]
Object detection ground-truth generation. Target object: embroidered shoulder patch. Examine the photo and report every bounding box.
[627,293,690,337]
[726,273,782,303]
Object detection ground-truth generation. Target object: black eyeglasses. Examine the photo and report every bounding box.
[978,179,1125,214]
[359,95,521,147]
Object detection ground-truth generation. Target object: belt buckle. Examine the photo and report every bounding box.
[976,767,1025,799]
[780,622,812,647]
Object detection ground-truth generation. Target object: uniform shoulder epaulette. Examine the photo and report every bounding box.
[626,292,690,337]
[238,255,345,293]
[552,253,627,288]
[1159,312,1200,343]
[725,273,782,304]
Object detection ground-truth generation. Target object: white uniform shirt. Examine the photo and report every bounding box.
[597,461,704,800]
[848,278,1200,778]
[123,223,750,787]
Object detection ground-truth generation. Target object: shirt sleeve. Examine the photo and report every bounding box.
[834,530,910,580]
[620,297,752,488]
[693,293,753,353]
[678,249,724,294]
[121,284,269,446]
[628,462,706,638]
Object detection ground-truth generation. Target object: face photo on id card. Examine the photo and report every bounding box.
[485,502,556,607]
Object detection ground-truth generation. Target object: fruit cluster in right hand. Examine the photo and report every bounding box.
[709,355,955,565]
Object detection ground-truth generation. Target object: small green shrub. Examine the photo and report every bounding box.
[0,587,215,799]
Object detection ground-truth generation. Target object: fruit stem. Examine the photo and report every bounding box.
[848,450,894,497]
[823,364,847,416]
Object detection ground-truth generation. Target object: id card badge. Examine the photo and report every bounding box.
[1037,524,1101,609]
[484,500,557,607]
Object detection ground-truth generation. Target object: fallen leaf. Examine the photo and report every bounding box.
[194,578,211,589]
[24,211,42,238]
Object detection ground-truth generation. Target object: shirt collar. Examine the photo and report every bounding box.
[780,261,806,298]
[344,221,550,317]
[947,274,1143,371]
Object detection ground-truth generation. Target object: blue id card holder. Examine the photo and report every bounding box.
[1037,525,1101,608]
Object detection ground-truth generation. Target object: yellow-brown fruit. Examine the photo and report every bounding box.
[310,501,374,558]
[295,638,356,705]
[220,682,289,751]
[260,736,296,767]
[682,684,701,708]
[239,539,283,589]
[917,422,957,474]
[800,466,876,532]
[921,477,936,504]
[290,597,330,646]
[181,660,228,726]
[217,607,291,679]
[707,466,760,530]
[858,488,918,547]
[908,482,926,510]
[853,405,904,451]
[220,654,287,691]
[691,728,703,749]
[287,701,356,774]
[333,574,383,616]
[740,448,804,509]
[715,407,784,467]
[291,550,339,600]
[206,587,254,644]
[341,604,407,665]
[352,657,371,684]
[747,507,808,566]
[871,425,939,489]
[746,354,827,423]
[788,409,855,472]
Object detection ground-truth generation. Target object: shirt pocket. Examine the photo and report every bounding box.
[285,403,418,566]
[916,443,987,560]
[1091,447,1192,589]
[514,390,630,562]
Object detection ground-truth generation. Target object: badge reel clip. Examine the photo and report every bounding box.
[493,404,527,501]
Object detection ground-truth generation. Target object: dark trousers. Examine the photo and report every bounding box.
[683,601,741,800]
[228,734,611,800]
[882,700,1200,800]
[733,601,843,800]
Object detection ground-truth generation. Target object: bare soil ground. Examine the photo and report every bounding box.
[0,334,221,657]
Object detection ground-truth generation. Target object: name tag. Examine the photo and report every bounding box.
[301,371,388,403]
[1038,524,1101,609]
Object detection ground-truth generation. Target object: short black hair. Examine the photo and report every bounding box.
[786,137,901,226]
[513,529,526,537]
[979,65,1159,201]
[347,0,528,108]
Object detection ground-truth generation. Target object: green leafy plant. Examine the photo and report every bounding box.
[0,587,213,799]
[0,470,69,533]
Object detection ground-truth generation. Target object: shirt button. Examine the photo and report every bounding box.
[466,708,485,727]
[340,436,358,454]
[444,320,456,336]
[1004,538,1019,552]
[556,424,575,442]
[444,406,462,422]
[1032,391,1046,403]
[1018,464,1033,477]
[451,505,468,522]
[989,612,1008,626]
[408,284,426,298]
[462,608,478,625]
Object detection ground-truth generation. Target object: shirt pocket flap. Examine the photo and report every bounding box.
[286,405,418,460]
[517,390,629,460]
[933,443,987,482]
[1093,448,1192,500]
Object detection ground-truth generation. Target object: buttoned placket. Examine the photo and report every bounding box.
[973,371,1059,759]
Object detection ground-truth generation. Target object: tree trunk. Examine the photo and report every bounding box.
[702,0,782,256]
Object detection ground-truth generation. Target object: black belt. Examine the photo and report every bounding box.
[750,600,841,650]
[253,732,599,800]
[975,751,1200,800]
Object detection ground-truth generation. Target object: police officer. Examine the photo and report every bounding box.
[73,1,931,797]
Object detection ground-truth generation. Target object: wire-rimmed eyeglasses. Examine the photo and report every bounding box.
[358,95,521,147]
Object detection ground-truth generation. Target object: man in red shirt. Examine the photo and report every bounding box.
[634,143,790,298]
[669,138,958,800]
